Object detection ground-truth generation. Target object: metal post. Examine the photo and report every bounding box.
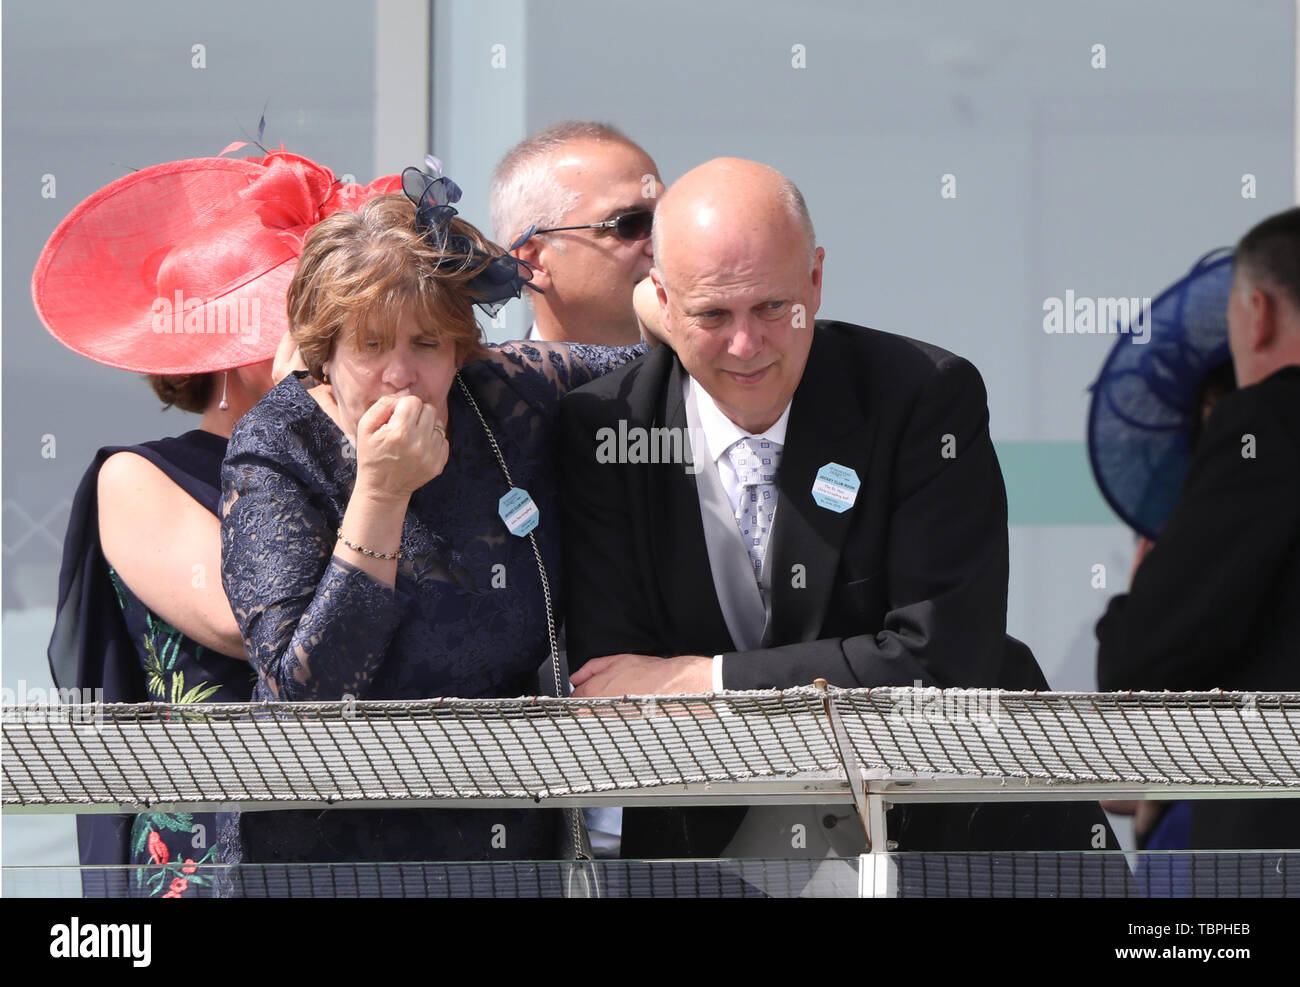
[815,679,897,897]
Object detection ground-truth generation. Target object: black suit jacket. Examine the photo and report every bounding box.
[561,321,1114,858]
[562,321,1010,688]
[1097,364,1300,850]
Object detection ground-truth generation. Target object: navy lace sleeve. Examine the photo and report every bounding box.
[220,382,406,703]
[476,340,648,414]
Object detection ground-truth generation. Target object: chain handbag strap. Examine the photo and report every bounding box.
[454,374,599,893]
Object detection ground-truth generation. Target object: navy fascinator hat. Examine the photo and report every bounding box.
[401,155,542,318]
[1087,248,1235,539]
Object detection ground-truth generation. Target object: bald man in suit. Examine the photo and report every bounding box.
[560,158,1114,869]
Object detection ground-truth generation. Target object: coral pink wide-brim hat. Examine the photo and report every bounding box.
[32,151,401,375]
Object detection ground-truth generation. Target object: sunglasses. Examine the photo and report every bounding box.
[533,209,654,242]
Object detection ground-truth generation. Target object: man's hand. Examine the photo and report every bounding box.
[571,653,712,696]
[633,277,669,348]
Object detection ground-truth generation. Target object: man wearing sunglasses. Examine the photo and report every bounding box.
[490,121,663,346]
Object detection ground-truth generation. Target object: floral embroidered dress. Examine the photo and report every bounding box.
[49,429,255,897]
[217,341,644,876]
[109,564,253,897]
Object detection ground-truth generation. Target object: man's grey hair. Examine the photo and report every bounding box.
[651,173,818,274]
[490,121,641,247]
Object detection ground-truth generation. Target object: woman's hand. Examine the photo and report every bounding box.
[272,330,307,383]
[634,276,669,347]
[336,394,447,587]
[354,394,449,500]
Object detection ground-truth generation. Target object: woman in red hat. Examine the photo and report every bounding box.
[34,150,400,897]
[214,164,649,885]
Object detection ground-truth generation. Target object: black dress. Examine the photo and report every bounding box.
[49,429,255,897]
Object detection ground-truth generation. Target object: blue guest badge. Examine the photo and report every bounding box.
[498,487,540,537]
[811,462,860,513]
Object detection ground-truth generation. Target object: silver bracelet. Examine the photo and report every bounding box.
[336,528,402,560]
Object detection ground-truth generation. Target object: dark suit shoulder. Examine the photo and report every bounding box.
[815,318,972,374]
[1183,365,1300,491]
[810,320,989,422]
[559,343,675,426]
[1209,365,1300,449]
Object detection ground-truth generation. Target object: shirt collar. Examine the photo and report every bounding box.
[685,374,791,465]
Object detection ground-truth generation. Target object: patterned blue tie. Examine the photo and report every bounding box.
[726,436,783,586]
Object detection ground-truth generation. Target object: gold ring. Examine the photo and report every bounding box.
[433,423,447,439]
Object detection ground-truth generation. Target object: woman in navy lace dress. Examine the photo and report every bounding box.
[217,173,646,873]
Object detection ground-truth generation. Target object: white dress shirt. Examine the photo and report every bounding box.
[683,376,792,690]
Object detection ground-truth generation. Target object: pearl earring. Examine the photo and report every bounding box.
[218,371,230,410]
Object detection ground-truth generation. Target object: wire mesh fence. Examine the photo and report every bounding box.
[6,688,1300,898]
[8,689,1300,812]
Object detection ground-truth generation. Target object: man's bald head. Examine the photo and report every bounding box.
[651,158,816,286]
[648,158,825,434]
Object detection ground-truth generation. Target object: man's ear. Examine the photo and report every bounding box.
[650,267,668,307]
[515,234,552,293]
[1248,284,1279,351]
[807,246,826,321]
